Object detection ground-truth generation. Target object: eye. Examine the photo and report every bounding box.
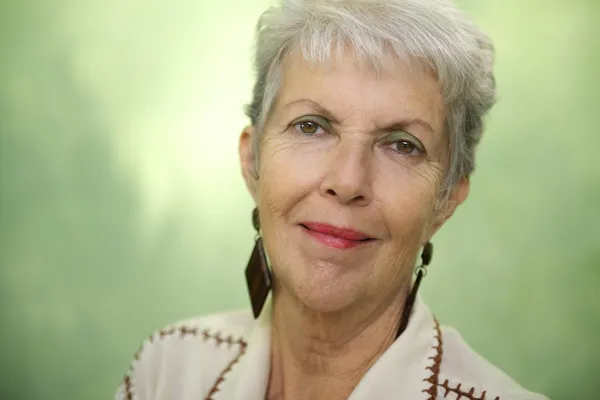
[381,131,425,157]
[293,119,326,136]
[393,140,417,155]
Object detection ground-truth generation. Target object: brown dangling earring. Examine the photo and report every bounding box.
[245,207,272,319]
[396,242,433,338]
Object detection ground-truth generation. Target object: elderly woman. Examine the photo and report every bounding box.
[116,0,547,399]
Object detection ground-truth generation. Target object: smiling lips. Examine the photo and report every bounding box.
[300,222,374,249]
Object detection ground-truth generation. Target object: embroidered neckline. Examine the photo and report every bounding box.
[438,379,500,400]
[204,328,248,400]
[423,317,443,399]
[122,314,502,400]
[123,375,133,400]
[121,326,248,400]
[422,318,501,400]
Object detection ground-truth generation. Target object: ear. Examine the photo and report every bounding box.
[424,177,470,244]
[239,125,259,203]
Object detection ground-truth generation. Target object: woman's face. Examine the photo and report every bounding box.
[240,50,468,313]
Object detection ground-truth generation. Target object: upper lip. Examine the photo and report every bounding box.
[300,222,373,241]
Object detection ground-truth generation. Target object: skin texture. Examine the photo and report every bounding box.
[239,48,469,400]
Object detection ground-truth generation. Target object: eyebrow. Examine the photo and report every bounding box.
[375,118,435,136]
[282,98,436,136]
[283,98,340,125]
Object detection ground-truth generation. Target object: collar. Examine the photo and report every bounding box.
[214,294,442,400]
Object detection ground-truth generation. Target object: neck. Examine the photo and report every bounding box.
[266,285,409,400]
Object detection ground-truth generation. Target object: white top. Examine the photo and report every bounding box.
[116,296,548,400]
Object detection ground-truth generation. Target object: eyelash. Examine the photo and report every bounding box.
[290,118,425,157]
[292,120,327,137]
[382,139,424,157]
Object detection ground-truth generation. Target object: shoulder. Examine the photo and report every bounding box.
[115,309,254,400]
[436,324,547,400]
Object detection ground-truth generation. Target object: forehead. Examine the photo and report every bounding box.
[273,48,445,133]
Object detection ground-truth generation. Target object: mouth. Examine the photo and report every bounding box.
[299,222,375,249]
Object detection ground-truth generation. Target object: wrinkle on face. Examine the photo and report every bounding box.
[253,47,450,315]
[238,47,474,399]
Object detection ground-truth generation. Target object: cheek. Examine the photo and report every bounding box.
[255,138,323,227]
[375,166,440,243]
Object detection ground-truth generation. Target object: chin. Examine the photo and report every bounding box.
[284,260,365,314]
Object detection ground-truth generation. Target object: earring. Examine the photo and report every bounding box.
[396,242,433,338]
[245,207,272,319]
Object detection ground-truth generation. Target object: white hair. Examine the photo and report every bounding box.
[245,0,496,195]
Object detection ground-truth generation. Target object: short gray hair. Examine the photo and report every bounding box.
[245,0,496,194]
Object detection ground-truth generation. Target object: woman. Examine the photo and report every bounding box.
[116,0,547,399]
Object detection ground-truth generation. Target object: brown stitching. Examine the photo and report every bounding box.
[204,337,248,400]
[438,379,500,400]
[424,319,499,400]
[420,319,499,400]
[214,332,224,346]
[123,339,146,400]
[119,325,247,400]
[179,326,198,336]
[123,375,133,400]
[422,318,443,400]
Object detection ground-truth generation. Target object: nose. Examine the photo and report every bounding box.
[319,140,372,206]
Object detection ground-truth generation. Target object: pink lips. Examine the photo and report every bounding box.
[300,222,373,249]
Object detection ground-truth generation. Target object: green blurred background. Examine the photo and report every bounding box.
[0,0,598,398]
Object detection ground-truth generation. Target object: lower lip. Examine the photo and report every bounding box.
[303,227,371,249]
